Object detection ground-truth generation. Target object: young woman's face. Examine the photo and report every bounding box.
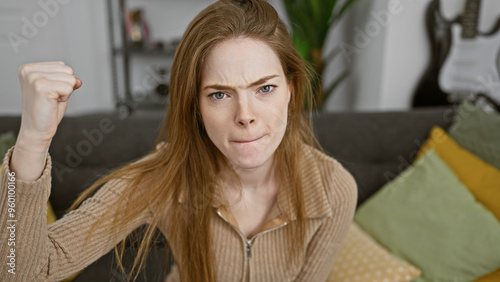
[199,37,291,171]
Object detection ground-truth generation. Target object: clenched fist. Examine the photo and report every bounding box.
[10,61,81,181]
[17,61,82,145]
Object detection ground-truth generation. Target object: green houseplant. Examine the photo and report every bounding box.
[283,0,358,110]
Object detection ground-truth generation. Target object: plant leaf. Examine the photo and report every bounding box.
[292,31,312,60]
[288,5,317,44]
[282,0,358,110]
[324,45,342,64]
[331,0,359,26]
[321,70,349,109]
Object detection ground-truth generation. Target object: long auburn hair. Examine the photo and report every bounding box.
[69,0,321,281]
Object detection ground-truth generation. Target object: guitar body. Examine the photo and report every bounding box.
[412,0,453,107]
[439,24,500,102]
[413,0,500,107]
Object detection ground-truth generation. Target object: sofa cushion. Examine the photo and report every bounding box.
[354,150,500,282]
[73,245,172,282]
[448,101,500,169]
[48,113,165,218]
[327,222,421,282]
[312,108,454,206]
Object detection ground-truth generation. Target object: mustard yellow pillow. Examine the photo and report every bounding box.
[327,222,421,282]
[417,126,500,220]
[476,269,500,281]
[46,201,57,225]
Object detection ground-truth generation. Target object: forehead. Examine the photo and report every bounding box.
[201,37,285,86]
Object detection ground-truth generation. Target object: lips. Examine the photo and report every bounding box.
[232,135,264,143]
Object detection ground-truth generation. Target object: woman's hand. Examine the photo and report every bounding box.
[17,61,82,146]
[10,61,82,182]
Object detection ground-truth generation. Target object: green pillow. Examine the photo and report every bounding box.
[448,101,500,169]
[354,150,500,282]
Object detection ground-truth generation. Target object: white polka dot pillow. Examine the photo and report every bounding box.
[327,222,421,282]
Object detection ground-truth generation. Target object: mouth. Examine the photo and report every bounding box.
[232,135,265,144]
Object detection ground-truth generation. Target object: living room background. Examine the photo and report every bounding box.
[0,0,499,115]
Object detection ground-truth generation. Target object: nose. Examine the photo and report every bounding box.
[235,95,256,127]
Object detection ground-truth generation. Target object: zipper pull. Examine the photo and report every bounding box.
[246,240,252,259]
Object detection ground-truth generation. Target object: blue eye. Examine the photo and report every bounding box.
[209,92,227,100]
[260,85,276,93]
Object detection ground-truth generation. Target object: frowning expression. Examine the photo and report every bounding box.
[199,37,291,170]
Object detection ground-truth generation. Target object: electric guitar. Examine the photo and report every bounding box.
[412,0,500,107]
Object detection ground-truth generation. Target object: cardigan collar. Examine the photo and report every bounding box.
[176,144,333,229]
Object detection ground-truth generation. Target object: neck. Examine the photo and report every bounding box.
[222,158,276,192]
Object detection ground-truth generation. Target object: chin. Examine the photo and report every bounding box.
[229,154,272,170]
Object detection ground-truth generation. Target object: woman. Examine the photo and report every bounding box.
[1,0,357,281]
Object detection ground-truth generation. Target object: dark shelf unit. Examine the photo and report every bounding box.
[106,0,176,117]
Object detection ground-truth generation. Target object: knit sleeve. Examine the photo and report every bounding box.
[294,157,358,282]
[0,146,153,282]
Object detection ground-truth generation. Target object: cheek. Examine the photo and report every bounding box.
[200,106,226,141]
[276,92,290,122]
[264,95,289,134]
[199,103,212,132]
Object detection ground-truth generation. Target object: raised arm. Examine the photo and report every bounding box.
[0,62,153,281]
[11,61,82,182]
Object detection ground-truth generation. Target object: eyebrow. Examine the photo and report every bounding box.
[202,74,279,91]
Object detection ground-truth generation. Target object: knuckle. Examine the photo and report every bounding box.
[67,88,74,96]
[64,66,74,75]
[18,63,32,76]
[32,79,46,93]
[64,83,73,93]
[27,73,40,85]
[56,82,73,96]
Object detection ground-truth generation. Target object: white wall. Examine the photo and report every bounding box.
[0,1,113,116]
[324,0,390,111]
[378,0,431,110]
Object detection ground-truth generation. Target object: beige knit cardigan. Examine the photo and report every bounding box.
[0,144,357,282]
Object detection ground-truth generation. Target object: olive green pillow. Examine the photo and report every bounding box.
[448,101,500,169]
[354,150,500,282]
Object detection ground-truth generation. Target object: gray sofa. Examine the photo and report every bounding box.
[0,107,454,281]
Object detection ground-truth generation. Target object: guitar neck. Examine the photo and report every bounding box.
[461,0,481,38]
